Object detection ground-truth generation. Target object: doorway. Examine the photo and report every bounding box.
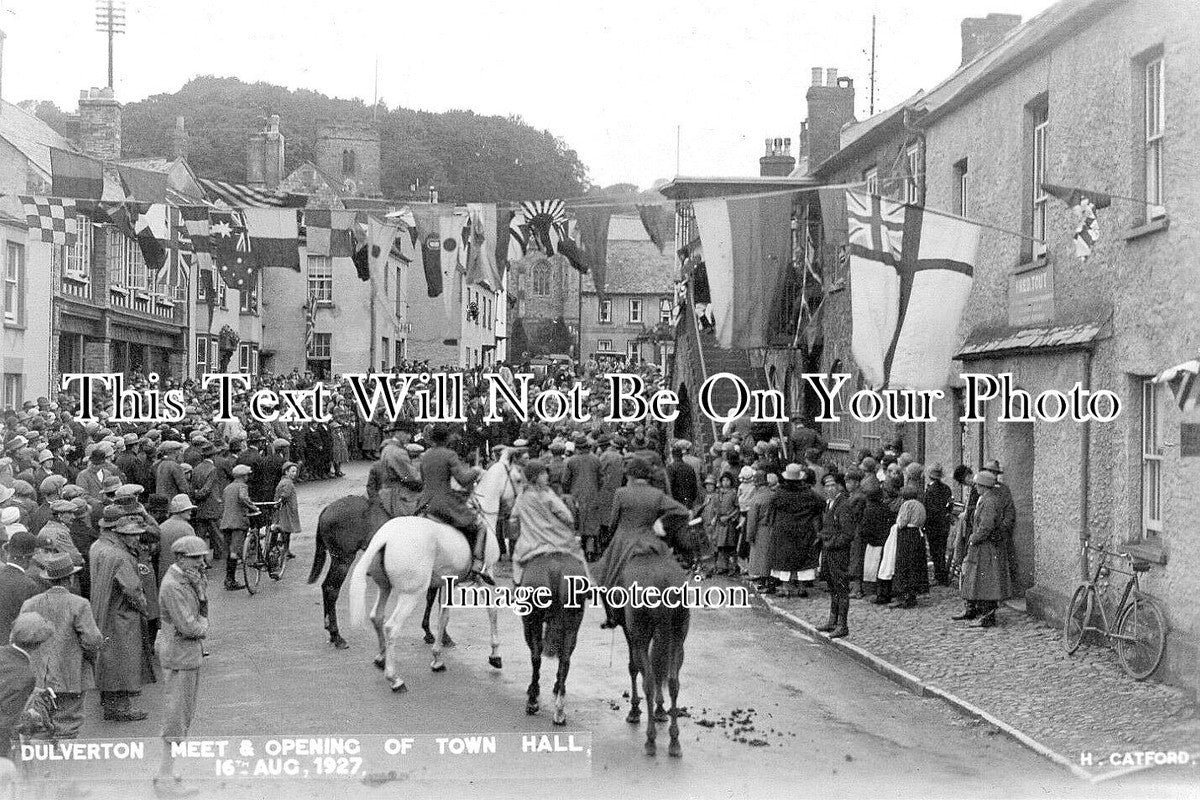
[1005,421,1036,594]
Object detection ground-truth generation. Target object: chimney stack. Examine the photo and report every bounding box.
[759,137,796,177]
[170,116,189,161]
[78,87,121,161]
[960,13,1021,65]
[804,67,856,172]
[246,114,285,189]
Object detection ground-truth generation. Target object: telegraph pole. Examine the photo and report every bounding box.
[869,14,877,115]
[95,0,125,90]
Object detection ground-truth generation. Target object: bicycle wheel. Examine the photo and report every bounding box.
[1063,584,1092,654]
[267,530,287,580]
[1115,596,1167,680]
[242,531,263,595]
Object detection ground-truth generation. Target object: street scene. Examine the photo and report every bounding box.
[0,0,1199,798]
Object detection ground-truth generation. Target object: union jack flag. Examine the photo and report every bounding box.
[305,294,317,356]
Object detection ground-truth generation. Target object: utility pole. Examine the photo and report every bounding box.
[676,125,681,175]
[373,57,379,121]
[869,14,877,116]
[95,0,125,90]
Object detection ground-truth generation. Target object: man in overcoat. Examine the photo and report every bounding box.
[565,437,604,561]
[958,471,1014,628]
[90,519,151,721]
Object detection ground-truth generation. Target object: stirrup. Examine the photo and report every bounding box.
[466,570,495,587]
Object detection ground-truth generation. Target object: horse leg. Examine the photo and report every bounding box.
[421,585,438,645]
[323,556,351,649]
[430,592,452,673]
[639,640,658,757]
[523,611,543,716]
[552,610,583,726]
[652,635,669,723]
[486,606,502,669]
[381,589,422,693]
[624,627,641,725]
[667,645,683,758]
[370,575,393,670]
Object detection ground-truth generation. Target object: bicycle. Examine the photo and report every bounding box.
[242,501,284,595]
[1063,542,1167,680]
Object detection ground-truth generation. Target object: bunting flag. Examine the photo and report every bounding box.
[1041,183,1112,261]
[637,203,674,253]
[135,203,169,275]
[199,178,307,209]
[366,217,399,283]
[440,213,461,319]
[20,196,78,246]
[50,148,104,199]
[305,294,317,355]
[1153,359,1200,413]
[179,206,212,253]
[465,203,502,291]
[692,193,793,349]
[411,204,451,298]
[199,268,217,307]
[495,208,514,279]
[573,206,612,293]
[844,190,979,390]
[304,209,354,257]
[243,207,300,271]
[517,200,568,255]
[210,209,255,290]
[115,164,169,204]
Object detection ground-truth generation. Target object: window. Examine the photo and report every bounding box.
[659,298,671,324]
[627,340,640,362]
[310,332,332,359]
[598,298,612,323]
[628,299,642,323]
[598,339,613,352]
[395,266,403,317]
[395,338,405,365]
[237,343,259,375]
[1144,56,1165,217]
[52,215,91,278]
[382,337,390,370]
[863,166,879,195]
[4,242,24,325]
[1031,102,1050,258]
[954,159,969,217]
[532,260,552,296]
[905,144,921,204]
[308,255,333,302]
[239,272,259,314]
[2,373,21,409]
[217,274,228,308]
[342,149,356,176]
[1141,379,1163,536]
[195,334,211,379]
[106,229,147,290]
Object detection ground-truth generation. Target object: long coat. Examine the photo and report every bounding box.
[960,488,1014,601]
[595,448,626,528]
[819,490,856,575]
[745,485,776,576]
[563,452,603,539]
[593,482,688,588]
[767,481,824,573]
[274,477,301,533]
[89,532,150,692]
[20,587,103,694]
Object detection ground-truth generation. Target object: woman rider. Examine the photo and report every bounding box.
[509,460,589,585]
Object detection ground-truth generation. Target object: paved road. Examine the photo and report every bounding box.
[49,462,1191,799]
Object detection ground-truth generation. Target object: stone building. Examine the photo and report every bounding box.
[509,252,582,360]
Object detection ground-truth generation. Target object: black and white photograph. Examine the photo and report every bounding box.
[0,0,1196,797]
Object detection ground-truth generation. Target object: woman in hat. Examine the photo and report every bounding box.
[273,462,301,564]
[508,460,587,585]
[889,484,927,609]
[767,464,824,597]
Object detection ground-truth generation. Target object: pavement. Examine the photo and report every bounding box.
[16,461,1198,800]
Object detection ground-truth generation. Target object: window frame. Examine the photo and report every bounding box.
[954,158,969,217]
[1031,103,1050,258]
[863,165,879,195]
[598,298,612,324]
[532,260,552,297]
[905,143,921,204]
[307,255,334,303]
[2,373,22,409]
[1141,378,1163,536]
[627,340,640,363]
[1144,56,1165,218]
[628,298,642,324]
[597,339,613,352]
[4,241,24,325]
[659,297,671,324]
[195,334,210,379]
[310,332,332,359]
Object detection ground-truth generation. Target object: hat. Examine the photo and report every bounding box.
[38,475,68,496]
[168,494,196,514]
[703,475,717,486]
[0,484,15,504]
[114,484,144,502]
[36,552,81,581]
[49,499,77,514]
[781,463,805,482]
[722,441,737,452]
[70,498,89,513]
[282,461,299,473]
[511,439,529,450]
[982,459,1003,475]
[0,507,21,526]
[4,435,28,453]
[12,480,34,498]
[232,464,252,477]
[33,530,57,550]
[974,471,998,488]
[6,529,35,556]
[61,485,85,500]
[171,535,211,557]
[99,505,127,527]
[115,521,147,537]
[100,475,122,494]
[37,449,54,463]
[738,465,756,482]
[198,441,219,457]
[10,611,54,647]
[404,443,425,455]
[927,463,944,479]
[156,441,185,456]
[229,432,247,443]
[549,441,565,453]
[272,438,290,450]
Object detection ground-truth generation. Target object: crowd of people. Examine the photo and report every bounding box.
[0,355,1019,795]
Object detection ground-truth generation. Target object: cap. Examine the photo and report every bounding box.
[232,464,252,477]
[100,476,122,494]
[10,612,55,647]
[171,534,211,557]
[6,529,35,555]
[272,438,290,449]
[36,552,81,581]
[0,484,14,505]
[61,485,86,501]
[0,507,21,526]
[39,474,68,495]
[38,449,54,463]
[282,461,299,473]
[113,484,144,501]
[168,494,197,514]
[115,521,147,536]
[49,499,77,514]
[404,443,425,455]
[122,433,139,446]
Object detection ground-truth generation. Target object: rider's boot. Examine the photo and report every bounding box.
[465,519,494,586]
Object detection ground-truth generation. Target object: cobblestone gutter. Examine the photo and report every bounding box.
[751,581,1200,782]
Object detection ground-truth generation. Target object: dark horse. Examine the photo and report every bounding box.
[614,517,698,758]
[519,553,588,725]
[307,493,452,649]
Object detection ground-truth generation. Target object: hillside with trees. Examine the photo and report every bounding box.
[28,76,591,203]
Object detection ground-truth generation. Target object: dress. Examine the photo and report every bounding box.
[767,480,824,578]
[891,498,929,597]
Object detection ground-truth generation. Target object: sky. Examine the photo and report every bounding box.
[1,0,1057,189]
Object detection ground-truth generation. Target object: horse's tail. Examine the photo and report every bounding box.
[307,509,330,584]
[348,522,389,629]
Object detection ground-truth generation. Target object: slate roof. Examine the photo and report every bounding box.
[955,321,1107,360]
[585,215,675,296]
[0,100,77,177]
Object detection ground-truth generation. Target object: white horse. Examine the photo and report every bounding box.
[348,450,518,692]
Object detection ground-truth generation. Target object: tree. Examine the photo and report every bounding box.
[543,316,575,357]
[508,316,531,361]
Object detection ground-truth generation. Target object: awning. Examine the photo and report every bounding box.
[1153,358,1199,412]
[955,321,1106,361]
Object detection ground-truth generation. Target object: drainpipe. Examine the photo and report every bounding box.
[1079,346,1094,579]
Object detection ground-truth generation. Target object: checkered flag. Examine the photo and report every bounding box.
[20,196,78,246]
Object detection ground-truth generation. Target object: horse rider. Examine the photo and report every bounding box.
[376,422,422,518]
[415,424,490,584]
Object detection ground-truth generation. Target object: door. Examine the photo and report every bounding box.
[1005,421,1036,594]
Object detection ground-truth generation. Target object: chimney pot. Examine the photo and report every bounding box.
[826,67,838,86]
[765,137,773,156]
[811,67,823,86]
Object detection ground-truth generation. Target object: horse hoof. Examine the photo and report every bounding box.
[626,711,641,725]
[373,655,386,670]
[331,637,349,650]
[526,703,539,716]
[390,681,407,694]
[488,656,503,669]
[654,710,670,723]
[668,741,682,759]
[431,661,447,673]
[441,634,456,648]
[552,713,567,727]
[423,631,435,645]
[644,741,656,757]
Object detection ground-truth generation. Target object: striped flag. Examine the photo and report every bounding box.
[844,190,979,390]
[1154,360,1200,413]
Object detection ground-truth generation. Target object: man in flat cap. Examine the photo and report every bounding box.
[90,519,151,722]
[28,474,69,535]
[189,441,225,561]
[0,611,55,758]
[22,553,102,738]
[219,465,256,590]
